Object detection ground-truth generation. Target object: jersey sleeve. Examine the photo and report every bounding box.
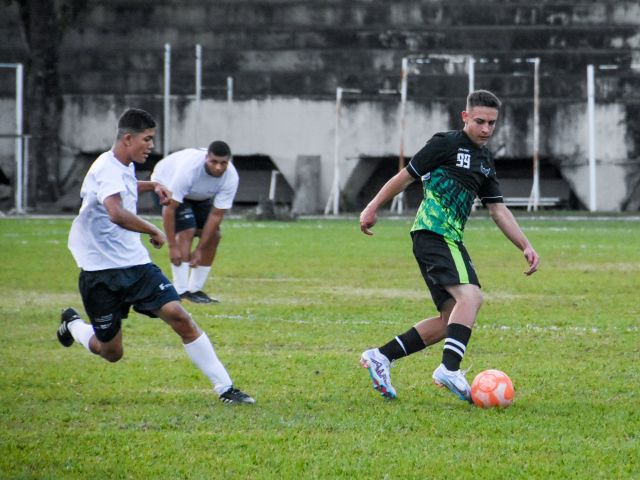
[95,163,126,204]
[406,133,451,179]
[213,167,239,209]
[477,159,504,205]
[167,169,193,204]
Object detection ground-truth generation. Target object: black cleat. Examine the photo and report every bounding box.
[179,292,205,304]
[219,387,255,405]
[57,307,81,347]
[191,291,220,304]
[181,291,220,304]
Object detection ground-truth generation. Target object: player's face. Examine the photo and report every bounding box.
[126,128,156,164]
[462,106,499,147]
[205,153,230,177]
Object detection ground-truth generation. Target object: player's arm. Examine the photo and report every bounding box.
[360,168,414,235]
[138,180,171,205]
[360,134,447,235]
[487,202,539,276]
[191,207,225,266]
[161,198,183,265]
[103,193,166,249]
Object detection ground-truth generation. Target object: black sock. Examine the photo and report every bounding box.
[442,323,472,371]
[379,327,426,362]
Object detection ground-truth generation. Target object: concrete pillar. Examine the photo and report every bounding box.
[292,155,321,214]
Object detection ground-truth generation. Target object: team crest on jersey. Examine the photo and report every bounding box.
[480,163,491,177]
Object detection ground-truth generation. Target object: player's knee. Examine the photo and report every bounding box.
[174,309,195,328]
[170,308,201,341]
[102,348,123,363]
[473,292,484,313]
[460,287,483,311]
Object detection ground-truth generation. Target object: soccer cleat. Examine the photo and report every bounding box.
[179,292,205,303]
[432,363,473,403]
[219,387,255,405]
[180,291,220,304]
[190,291,220,304]
[57,307,81,347]
[360,348,397,399]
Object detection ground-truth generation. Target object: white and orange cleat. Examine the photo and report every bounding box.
[360,348,397,400]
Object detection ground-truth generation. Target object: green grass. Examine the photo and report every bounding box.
[1,215,638,479]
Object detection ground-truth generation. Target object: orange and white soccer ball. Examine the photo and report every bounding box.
[471,369,515,408]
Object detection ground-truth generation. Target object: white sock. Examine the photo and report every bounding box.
[183,332,232,395]
[68,319,95,351]
[171,262,190,294]
[187,266,211,293]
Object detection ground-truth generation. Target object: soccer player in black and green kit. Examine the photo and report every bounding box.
[359,90,539,403]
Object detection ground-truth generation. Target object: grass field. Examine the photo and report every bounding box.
[1,214,638,479]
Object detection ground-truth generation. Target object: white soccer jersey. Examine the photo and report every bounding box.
[68,150,151,271]
[151,148,239,208]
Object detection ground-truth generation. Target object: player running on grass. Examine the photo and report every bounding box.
[56,108,254,405]
[359,90,539,402]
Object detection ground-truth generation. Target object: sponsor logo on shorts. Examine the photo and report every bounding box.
[94,314,113,330]
[158,282,173,291]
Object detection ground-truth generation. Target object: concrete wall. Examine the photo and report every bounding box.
[1,0,639,210]
[1,92,638,212]
[58,95,449,204]
[47,94,635,211]
[547,103,631,211]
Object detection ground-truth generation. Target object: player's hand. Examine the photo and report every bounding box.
[359,206,377,236]
[154,183,172,206]
[149,230,166,249]
[189,249,203,267]
[169,245,182,265]
[523,246,539,276]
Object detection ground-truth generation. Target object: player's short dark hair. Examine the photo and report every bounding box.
[117,108,156,138]
[467,90,502,110]
[208,140,231,157]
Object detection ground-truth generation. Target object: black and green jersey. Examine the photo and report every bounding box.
[406,130,503,242]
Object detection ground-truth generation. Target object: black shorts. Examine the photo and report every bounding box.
[78,263,180,342]
[175,198,212,233]
[411,230,480,311]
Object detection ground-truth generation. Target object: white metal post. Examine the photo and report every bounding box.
[195,44,202,146]
[15,63,24,214]
[324,87,361,215]
[528,57,541,211]
[332,87,342,215]
[468,56,475,93]
[195,44,202,101]
[391,57,409,215]
[23,135,29,209]
[0,63,25,214]
[0,63,25,213]
[268,170,280,202]
[163,43,171,157]
[587,65,596,212]
[227,76,234,103]
[325,87,343,215]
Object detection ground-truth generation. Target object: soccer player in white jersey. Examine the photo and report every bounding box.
[151,142,238,304]
[57,108,254,404]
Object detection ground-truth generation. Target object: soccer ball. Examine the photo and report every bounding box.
[471,369,515,408]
